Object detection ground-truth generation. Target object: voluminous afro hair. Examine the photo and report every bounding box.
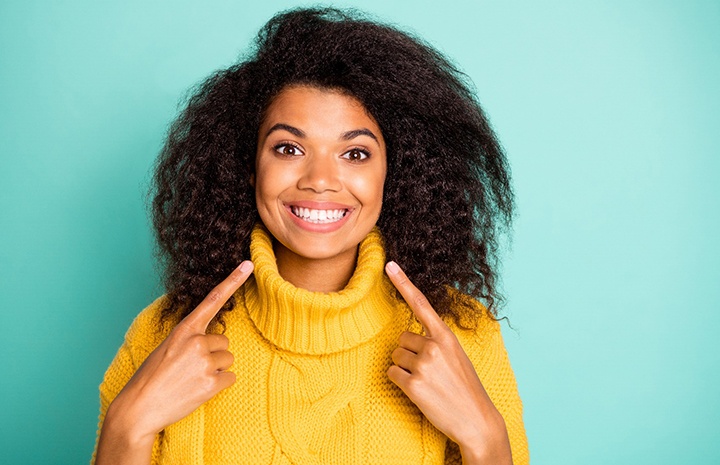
[152,7,514,329]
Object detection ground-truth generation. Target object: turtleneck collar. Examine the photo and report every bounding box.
[243,224,398,355]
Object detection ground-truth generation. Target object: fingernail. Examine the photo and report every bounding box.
[239,261,253,272]
[386,261,400,275]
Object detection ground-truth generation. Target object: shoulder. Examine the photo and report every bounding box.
[443,293,529,463]
[98,296,175,407]
[443,291,506,378]
[122,295,175,365]
[444,289,501,342]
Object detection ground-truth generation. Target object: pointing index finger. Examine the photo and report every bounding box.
[182,260,254,332]
[385,261,445,337]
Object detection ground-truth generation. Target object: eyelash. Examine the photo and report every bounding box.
[272,143,371,162]
[341,148,371,162]
[273,142,303,157]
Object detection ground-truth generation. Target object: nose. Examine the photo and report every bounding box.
[297,154,342,193]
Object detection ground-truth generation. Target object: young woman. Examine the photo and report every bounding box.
[93,7,528,465]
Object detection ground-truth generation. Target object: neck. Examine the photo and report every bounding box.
[273,242,358,292]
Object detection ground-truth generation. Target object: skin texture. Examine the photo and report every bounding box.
[96,87,512,464]
[254,85,387,291]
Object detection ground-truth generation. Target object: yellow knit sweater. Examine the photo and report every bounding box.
[94,226,529,464]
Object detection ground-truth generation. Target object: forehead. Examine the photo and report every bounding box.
[260,85,382,137]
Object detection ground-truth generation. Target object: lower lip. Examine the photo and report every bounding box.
[285,205,354,233]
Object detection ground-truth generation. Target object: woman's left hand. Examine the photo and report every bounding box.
[385,261,513,465]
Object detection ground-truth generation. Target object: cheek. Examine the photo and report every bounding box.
[256,158,289,195]
[351,169,386,210]
[254,159,281,210]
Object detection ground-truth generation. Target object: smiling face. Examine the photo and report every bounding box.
[255,85,387,275]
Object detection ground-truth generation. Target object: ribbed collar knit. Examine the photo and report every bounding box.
[244,224,398,355]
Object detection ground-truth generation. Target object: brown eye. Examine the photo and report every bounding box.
[343,148,369,161]
[274,144,303,156]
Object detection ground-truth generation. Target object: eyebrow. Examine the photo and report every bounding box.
[340,128,379,142]
[265,123,379,143]
[266,123,305,138]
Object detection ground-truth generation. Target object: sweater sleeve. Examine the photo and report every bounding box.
[90,298,170,465]
[444,315,530,465]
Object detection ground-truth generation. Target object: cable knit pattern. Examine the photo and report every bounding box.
[245,224,396,355]
[92,224,529,464]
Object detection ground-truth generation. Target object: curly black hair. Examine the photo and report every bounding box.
[151,7,514,329]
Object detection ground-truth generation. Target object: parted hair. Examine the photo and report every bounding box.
[152,7,514,329]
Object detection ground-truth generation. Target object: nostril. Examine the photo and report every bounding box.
[297,169,342,192]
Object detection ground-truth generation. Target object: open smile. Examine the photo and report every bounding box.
[290,206,349,224]
[284,201,355,231]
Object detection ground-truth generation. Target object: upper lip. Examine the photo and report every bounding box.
[284,200,354,210]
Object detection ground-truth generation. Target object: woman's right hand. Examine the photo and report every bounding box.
[95,260,254,464]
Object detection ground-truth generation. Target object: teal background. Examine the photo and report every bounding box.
[1,0,718,463]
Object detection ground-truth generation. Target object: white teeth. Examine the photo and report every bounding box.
[290,206,348,224]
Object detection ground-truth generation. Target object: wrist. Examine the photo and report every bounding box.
[104,397,157,448]
[95,399,156,465]
[456,411,512,465]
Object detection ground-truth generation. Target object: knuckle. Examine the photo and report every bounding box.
[405,376,422,393]
[195,352,212,370]
[229,270,244,284]
[424,341,442,358]
[200,376,217,395]
[413,293,429,309]
[206,289,224,304]
[413,292,428,307]
[209,334,229,350]
[163,343,179,359]
[190,336,206,353]
[414,357,431,375]
[199,359,212,374]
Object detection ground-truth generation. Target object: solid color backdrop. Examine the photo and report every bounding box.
[1,0,718,463]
